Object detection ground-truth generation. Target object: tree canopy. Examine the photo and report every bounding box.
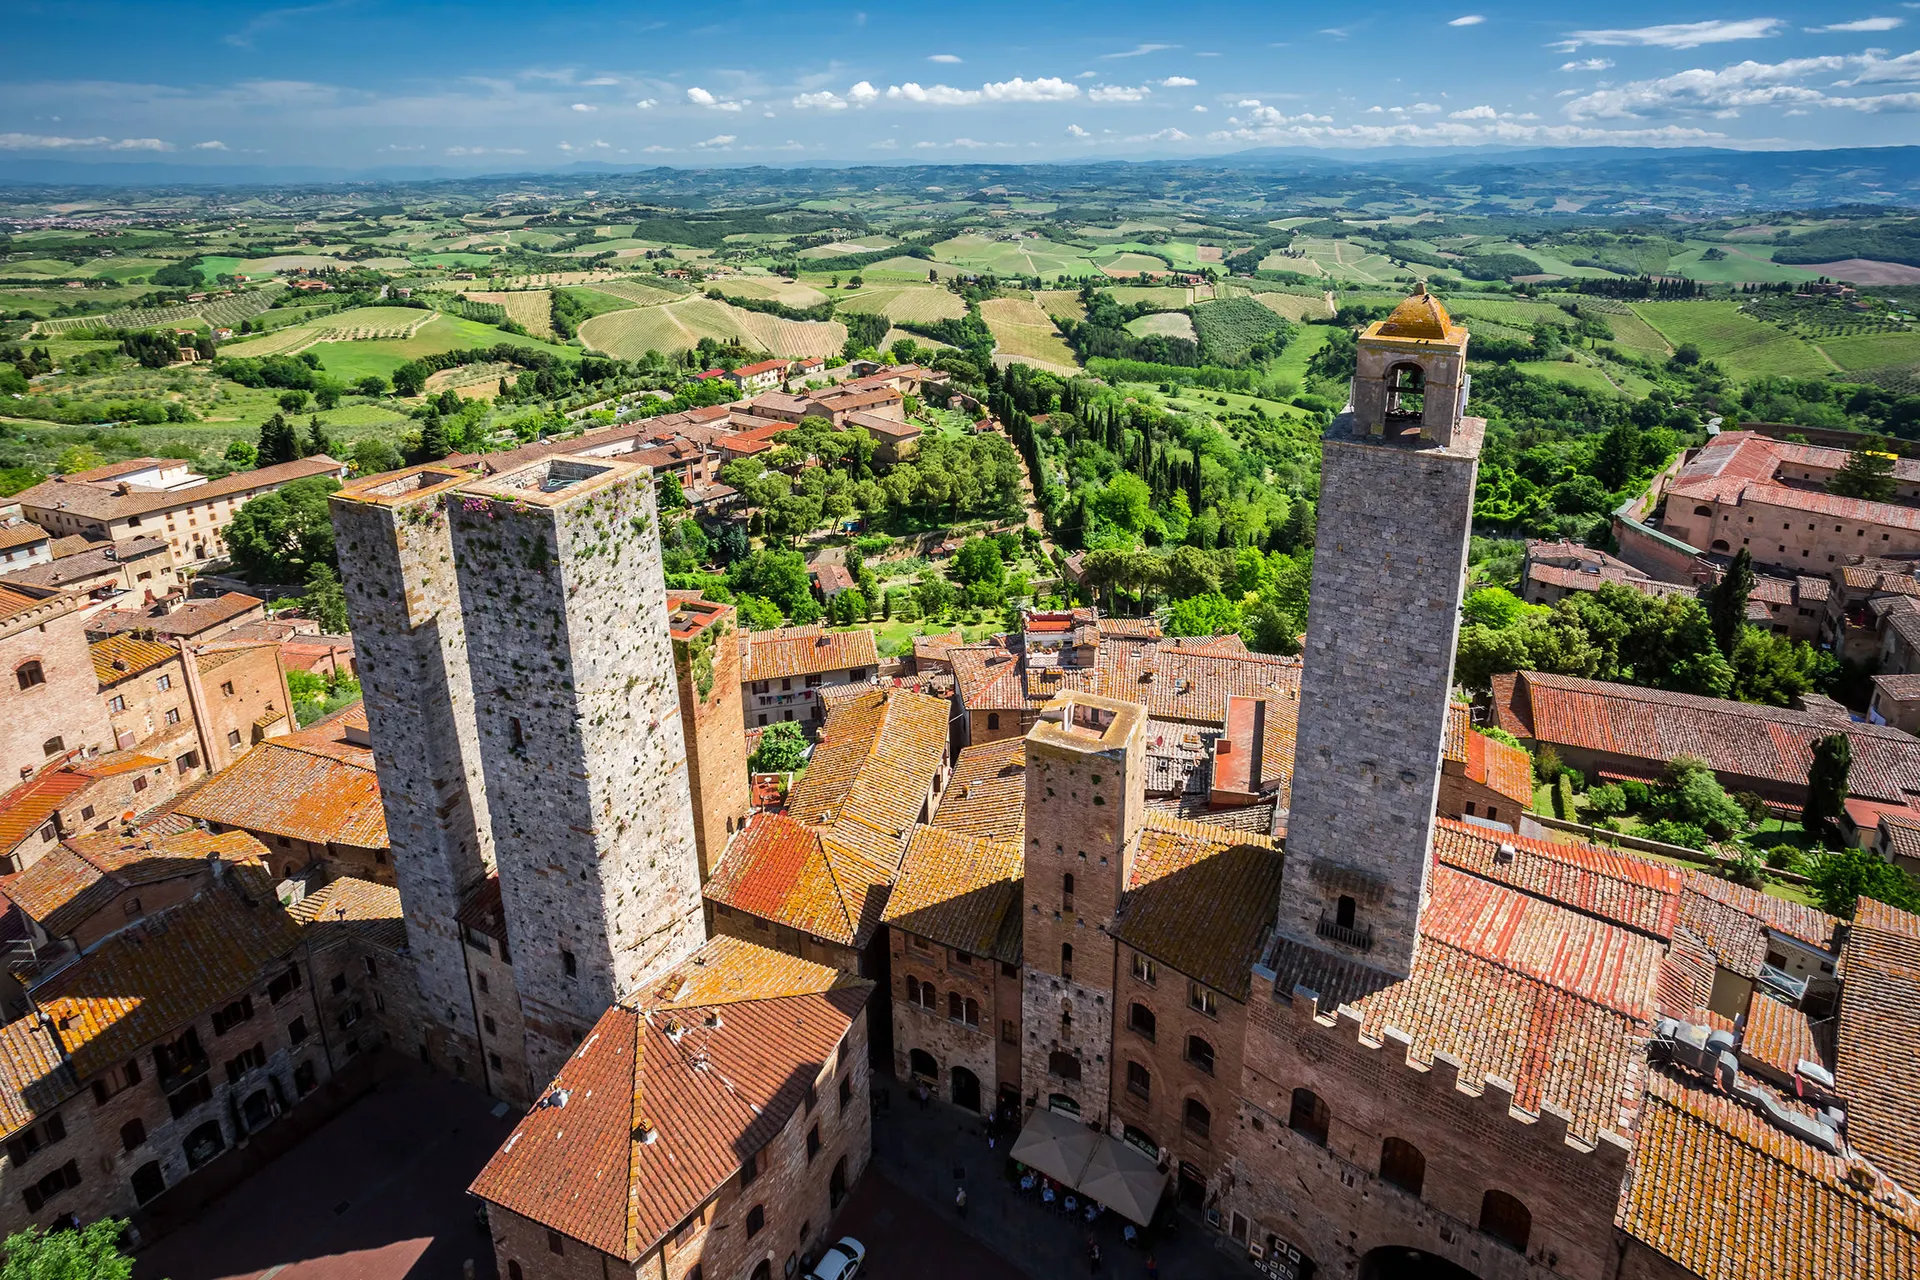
[224,475,342,583]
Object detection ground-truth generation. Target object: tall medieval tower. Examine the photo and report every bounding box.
[1019,692,1148,1125]
[330,467,498,1085]
[1280,286,1483,980]
[447,456,706,1083]
[667,593,750,882]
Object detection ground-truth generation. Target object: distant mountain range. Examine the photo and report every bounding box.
[2,145,1918,213]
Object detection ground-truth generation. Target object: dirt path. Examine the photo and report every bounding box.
[1323,289,1337,315]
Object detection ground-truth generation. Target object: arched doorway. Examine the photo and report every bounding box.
[1359,1246,1484,1280]
[908,1048,937,1081]
[951,1065,981,1113]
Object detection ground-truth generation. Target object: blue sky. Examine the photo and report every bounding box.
[3,1,1919,167]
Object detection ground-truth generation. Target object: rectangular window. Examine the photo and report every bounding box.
[1131,953,1157,985]
[211,996,254,1036]
[227,729,242,748]
[176,751,200,774]
[267,966,301,1003]
[1002,1019,1017,1044]
[1189,983,1218,1018]
[288,1017,308,1046]
[561,950,577,978]
[107,695,126,714]
[164,707,181,726]
[221,681,234,697]
[155,674,172,692]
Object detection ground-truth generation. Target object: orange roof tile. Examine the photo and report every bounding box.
[787,687,947,833]
[291,876,407,951]
[29,864,304,1078]
[881,825,1023,963]
[1432,819,1683,940]
[1742,990,1825,1080]
[468,936,870,1260]
[1835,898,1920,1193]
[0,1017,75,1139]
[931,738,1026,843]
[90,634,177,685]
[742,626,879,684]
[1114,815,1282,1001]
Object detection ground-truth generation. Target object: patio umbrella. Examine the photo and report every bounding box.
[1077,1136,1167,1227]
[1008,1107,1102,1188]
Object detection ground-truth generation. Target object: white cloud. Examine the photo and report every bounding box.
[192,140,228,150]
[1563,53,1920,118]
[1102,43,1177,58]
[884,76,1080,105]
[1236,98,1263,107]
[870,138,899,149]
[446,145,527,155]
[1809,16,1904,30]
[1193,104,1208,112]
[1450,104,1500,119]
[792,90,849,109]
[570,102,595,112]
[1067,124,1091,137]
[928,53,963,63]
[1555,18,1785,51]
[1090,84,1152,101]
[694,134,736,148]
[686,86,717,104]
[1837,49,1920,83]
[111,138,174,151]
[635,99,657,109]
[0,135,182,152]
[580,76,620,86]
[1207,117,1735,147]
[1160,76,1198,87]
[642,144,675,153]
[1320,28,1349,38]
[1449,14,1486,25]
[1561,58,1615,71]
[1129,127,1190,141]
[848,80,880,104]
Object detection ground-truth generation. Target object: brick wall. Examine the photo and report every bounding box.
[671,603,749,882]
[331,469,497,1082]
[191,645,293,773]
[709,904,859,974]
[464,932,535,1107]
[448,459,703,1085]
[1213,985,1628,1280]
[0,603,112,782]
[888,929,1003,1112]
[1435,773,1520,830]
[1281,421,1482,979]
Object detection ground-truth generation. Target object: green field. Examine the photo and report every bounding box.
[1815,331,1920,372]
[1629,301,1831,380]
[1509,359,1653,397]
[309,314,578,381]
[836,284,968,324]
[1590,307,1672,357]
[1448,298,1570,328]
[931,234,1096,281]
[979,296,1078,371]
[1126,311,1196,340]
[1666,242,1825,285]
[577,297,845,359]
[414,252,497,268]
[1268,324,1331,388]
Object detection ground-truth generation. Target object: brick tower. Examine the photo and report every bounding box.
[448,456,705,1083]
[667,593,749,882]
[1019,692,1148,1126]
[1280,286,1484,980]
[330,466,497,1084]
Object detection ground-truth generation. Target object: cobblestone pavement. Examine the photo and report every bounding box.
[867,1077,1254,1280]
[136,1061,515,1280]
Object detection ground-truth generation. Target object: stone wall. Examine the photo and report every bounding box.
[190,643,294,773]
[0,599,112,782]
[448,458,703,1085]
[331,468,497,1082]
[889,929,1004,1112]
[1281,420,1482,979]
[464,930,534,1108]
[670,599,749,882]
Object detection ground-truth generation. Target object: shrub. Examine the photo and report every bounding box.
[1586,783,1627,819]
[1764,844,1800,872]
[1554,774,1576,820]
[1643,819,1713,851]
[748,722,809,774]
[1724,847,1767,889]
[1535,745,1563,785]
[1805,847,1920,918]
[1562,767,1586,793]
[1621,780,1651,812]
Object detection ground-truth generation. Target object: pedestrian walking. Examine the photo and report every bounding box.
[1145,1252,1158,1280]
[955,1185,968,1219]
[1087,1239,1102,1274]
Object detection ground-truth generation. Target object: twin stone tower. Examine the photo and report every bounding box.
[328,286,1482,1102]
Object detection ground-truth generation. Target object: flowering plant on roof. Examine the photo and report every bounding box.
[460,495,496,518]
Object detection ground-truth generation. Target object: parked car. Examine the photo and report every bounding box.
[806,1236,866,1280]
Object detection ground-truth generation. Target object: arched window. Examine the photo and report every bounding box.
[962,997,979,1027]
[1062,872,1074,912]
[1480,1189,1531,1252]
[1184,1098,1211,1139]
[1380,1137,1425,1196]
[948,991,964,1021]
[183,1120,225,1170]
[1288,1088,1329,1146]
[1127,1002,1155,1041]
[1693,504,1713,517]
[909,1048,937,1079]
[1185,1034,1215,1075]
[41,736,63,758]
[15,661,44,691]
[1710,539,1731,552]
[746,1204,766,1239]
[752,1262,772,1280]
[1126,1060,1151,1099]
[987,713,1000,731]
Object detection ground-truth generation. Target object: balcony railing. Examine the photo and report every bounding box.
[1316,916,1373,952]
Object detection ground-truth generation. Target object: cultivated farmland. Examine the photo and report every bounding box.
[980,296,1078,373]
[219,307,439,357]
[837,285,968,324]
[577,297,845,359]
[1126,312,1196,341]
[1816,331,1920,372]
[1628,301,1831,380]
[463,290,555,337]
[711,277,831,308]
[585,278,689,308]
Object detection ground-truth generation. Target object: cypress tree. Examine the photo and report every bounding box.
[1707,548,1755,655]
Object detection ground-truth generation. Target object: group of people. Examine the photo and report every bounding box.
[1003,1165,1157,1277]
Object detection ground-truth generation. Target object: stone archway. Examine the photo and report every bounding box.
[951,1065,981,1113]
[1359,1246,1484,1280]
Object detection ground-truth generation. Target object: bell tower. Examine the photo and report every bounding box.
[1278,287,1483,980]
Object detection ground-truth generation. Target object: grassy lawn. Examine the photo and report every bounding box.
[1629,300,1831,380]
[836,618,997,658]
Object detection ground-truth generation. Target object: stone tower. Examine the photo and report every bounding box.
[1280,287,1484,980]
[667,592,750,882]
[448,455,705,1083]
[1019,692,1148,1126]
[330,466,497,1085]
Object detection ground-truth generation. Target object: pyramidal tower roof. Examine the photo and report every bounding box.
[1366,283,1462,345]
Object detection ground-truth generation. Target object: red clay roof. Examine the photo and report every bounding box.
[742,626,879,684]
[1835,898,1920,1192]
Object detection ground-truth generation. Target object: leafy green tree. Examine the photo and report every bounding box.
[306,415,333,460]
[749,721,810,773]
[1462,586,1527,629]
[726,550,813,620]
[390,362,429,398]
[355,375,389,398]
[1829,436,1899,503]
[1091,472,1153,537]
[224,440,258,467]
[1164,545,1223,602]
[1243,601,1300,655]
[657,471,688,511]
[257,412,301,466]
[224,476,342,582]
[1803,734,1852,834]
[914,571,957,620]
[949,537,1005,588]
[1662,756,1748,840]
[1806,846,1920,918]
[1707,549,1755,655]
[1728,628,1835,707]
[1167,592,1242,638]
[54,446,103,475]
[277,389,310,413]
[734,594,786,630]
[349,437,404,476]
[413,416,451,463]
[304,563,349,634]
[1,1219,135,1280]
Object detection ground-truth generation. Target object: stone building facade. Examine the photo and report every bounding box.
[1281,289,1484,980]
[1019,693,1148,1125]
[0,589,112,782]
[331,466,498,1084]
[668,592,749,881]
[448,456,704,1084]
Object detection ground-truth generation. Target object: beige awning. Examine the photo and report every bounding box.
[1009,1109,1168,1226]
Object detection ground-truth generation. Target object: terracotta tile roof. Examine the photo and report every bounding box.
[0,1017,76,1139]
[950,637,1299,727]
[1441,705,1536,809]
[1679,871,1842,977]
[90,634,177,685]
[911,629,965,663]
[290,876,407,952]
[1267,864,1663,1143]
[786,688,947,839]
[469,935,870,1260]
[1875,673,1920,701]
[0,522,49,552]
[932,738,1026,843]
[173,712,384,849]
[88,591,264,641]
[1742,990,1826,1079]
[15,456,344,524]
[2,848,118,937]
[1884,815,1920,864]
[1432,819,1683,939]
[1525,561,1695,598]
[1495,671,1920,803]
[881,824,1023,963]
[1798,574,1834,603]
[1113,815,1282,1002]
[7,827,257,938]
[1834,899,1920,1192]
[29,863,303,1078]
[742,626,879,684]
[0,754,164,853]
[844,410,921,440]
[1621,1069,1920,1280]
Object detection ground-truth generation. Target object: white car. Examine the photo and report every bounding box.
[806,1236,866,1280]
